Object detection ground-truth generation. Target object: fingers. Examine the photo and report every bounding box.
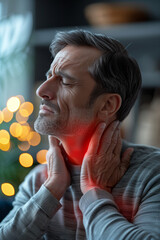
[111,128,122,156]
[98,121,119,155]
[86,122,106,156]
[120,147,134,173]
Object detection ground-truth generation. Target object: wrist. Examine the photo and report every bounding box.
[44,178,68,200]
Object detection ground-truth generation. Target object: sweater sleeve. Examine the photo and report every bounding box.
[79,160,160,240]
[0,166,61,240]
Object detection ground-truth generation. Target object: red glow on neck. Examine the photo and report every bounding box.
[60,123,96,165]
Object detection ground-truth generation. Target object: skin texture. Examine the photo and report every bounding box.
[80,121,133,194]
[34,45,133,199]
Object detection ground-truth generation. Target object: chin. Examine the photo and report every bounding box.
[34,115,63,136]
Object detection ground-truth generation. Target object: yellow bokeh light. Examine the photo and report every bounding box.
[18,141,30,151]
[1,183,15,196]
[0,111,4,124]
[16,111,28,124]
[7,96,20,112]
[0,141,11,151]
[19,153,33,168]
[27,131,41,146]
[10,122,23,138]
[2,108,13,122]
[0,130,10,144]
[19,102,34,117]
[36,149,48,164]
[17,123,31,141]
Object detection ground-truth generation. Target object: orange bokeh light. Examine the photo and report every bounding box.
[16,111,28,124]
[1,183,15,196]
[2,108,13,122]
[10,122,23,138]
[19,102,34,117]
[16,95,25,104]
[18,141,30,151]
[0,141,11,151]
[17,123,31,141]
[19,153,33,168]
[0,111,4,124]
[27,131,41,146]
[0,130,10,144]
[36,149,48,164]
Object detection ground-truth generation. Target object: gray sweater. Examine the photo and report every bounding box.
[0,141,160,239]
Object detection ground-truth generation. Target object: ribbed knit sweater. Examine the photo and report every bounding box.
[0,141,160,239]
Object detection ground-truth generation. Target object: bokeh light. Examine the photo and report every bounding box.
[19,153,33,167]
[36,149,48,164]
[0,130,10,144]
[7,96,20,112]
[16,95,25,105]
[0,111,4,124]
[10,122,23,138]
[17,123,31,141]
[18,141,30,151]
[0,141,11,151]
[2,108,13,122]
[27,131,41,146]
[16,111,28,124]
[1,183,15,196]
[19,102,34,117]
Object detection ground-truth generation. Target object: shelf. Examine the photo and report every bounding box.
[31,21,160,88]
[31,21,160,46]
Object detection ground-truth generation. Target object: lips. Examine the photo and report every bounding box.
[40,104,55,113]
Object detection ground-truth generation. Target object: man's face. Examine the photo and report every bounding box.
[34,45,102,138]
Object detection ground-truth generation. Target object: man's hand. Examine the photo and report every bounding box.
[44,136,71,200]
[80,121,133,194]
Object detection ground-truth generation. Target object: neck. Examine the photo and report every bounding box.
[59,125,95,165]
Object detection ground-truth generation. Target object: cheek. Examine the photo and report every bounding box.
[57,91,71,117]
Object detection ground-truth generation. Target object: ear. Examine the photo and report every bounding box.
[97,93,122,121]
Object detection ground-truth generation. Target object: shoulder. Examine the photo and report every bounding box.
[123,140,160,166]
[122,141,160,183]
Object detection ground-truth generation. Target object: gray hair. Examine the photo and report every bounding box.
[50,30,142,121]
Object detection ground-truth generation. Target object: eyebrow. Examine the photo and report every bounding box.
[45,69,78,82]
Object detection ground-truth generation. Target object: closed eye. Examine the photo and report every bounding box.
[60,79,72,86]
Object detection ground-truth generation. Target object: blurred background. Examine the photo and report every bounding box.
[0,0,160,220]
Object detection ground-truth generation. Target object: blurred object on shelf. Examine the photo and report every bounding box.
[84,2,151,26]
[135,89,160,148]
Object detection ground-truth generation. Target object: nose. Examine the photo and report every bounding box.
[36,78,57,100]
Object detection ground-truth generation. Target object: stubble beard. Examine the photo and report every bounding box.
[34,113,64,136]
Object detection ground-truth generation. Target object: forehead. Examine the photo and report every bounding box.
[51,45,101,72]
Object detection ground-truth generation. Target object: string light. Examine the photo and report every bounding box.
[10,122,23,138]
[27,131,41,146]
[2,108,13,122]
[7,96,20,112]
[19,153,34,168]
[36,149,48,164]
[1,95,46,198]
[0,130,10,145]
[17,123,31,141]
[18,141,30,151]
[16,111,28,124]
[1,183,15,196]
[0,141,11,151]
[0,111,4,124]
[19,102,34,117]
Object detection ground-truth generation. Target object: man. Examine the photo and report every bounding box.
[0,30,160,239]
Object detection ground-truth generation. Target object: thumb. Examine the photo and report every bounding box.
[48,135,59,149]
